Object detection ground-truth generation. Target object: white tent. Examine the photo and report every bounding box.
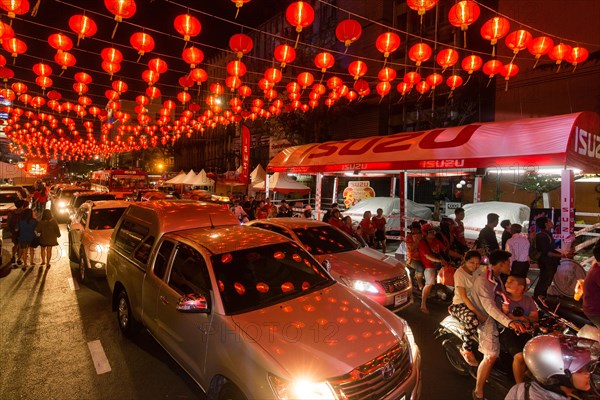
[165,170,186,184]
[250,164,266,184]
[179,170,198,185]
[190,169,215,188]
[252,172,310,194]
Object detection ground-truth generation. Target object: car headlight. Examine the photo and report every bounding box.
[268,374,337,400]
[403,320,418,360]
[352,280,380,294]
[58,201,66,208]
[95,244,110,255]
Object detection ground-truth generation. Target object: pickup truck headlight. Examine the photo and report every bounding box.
[351,280,380,294]
[403,320,418,360]
[268,374,337,400]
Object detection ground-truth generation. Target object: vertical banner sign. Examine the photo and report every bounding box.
[332,176,338,207]
[473,176,482,203]
[240,125,250,184]
[316,173,323,220]
[561,169,575,250]
[399,172,406,238]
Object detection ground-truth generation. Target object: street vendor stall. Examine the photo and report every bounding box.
[267,112,599,250]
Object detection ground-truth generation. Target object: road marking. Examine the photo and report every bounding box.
[87,340,112,375]
[67,277,79,291]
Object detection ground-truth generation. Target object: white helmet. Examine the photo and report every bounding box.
[523,335,599,385]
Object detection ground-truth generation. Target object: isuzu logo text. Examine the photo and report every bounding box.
[575,127,600,159]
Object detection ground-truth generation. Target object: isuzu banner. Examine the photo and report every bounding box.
[240,125,250,184]
[268,112,599,173]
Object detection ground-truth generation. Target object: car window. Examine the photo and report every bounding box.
[154,240,175,280]
[211,241,333,315]
[167,244,211,295]
[253,223,293,239]
[292,226,358,255]
[134,236,155,264]
[88,207,127,230]
[114,220,149,255]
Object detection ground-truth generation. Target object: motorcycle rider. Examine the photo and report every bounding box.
[505,334,598,400]
[471,250,528,400]
[449,250,487,367]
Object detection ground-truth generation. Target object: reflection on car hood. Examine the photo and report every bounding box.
[312,247,404,282]
[231,283,403,380]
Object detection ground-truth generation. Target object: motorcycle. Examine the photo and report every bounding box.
[434,299,592,396]
[404,260,457,303]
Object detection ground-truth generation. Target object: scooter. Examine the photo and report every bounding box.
[405,261,456,303]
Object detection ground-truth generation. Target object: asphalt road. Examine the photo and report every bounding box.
[0,224,504,400]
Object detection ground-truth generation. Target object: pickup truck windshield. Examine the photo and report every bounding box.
[212,242,333,315]
[292,226,358,255]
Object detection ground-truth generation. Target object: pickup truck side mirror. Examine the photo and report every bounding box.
[176,293,210,313]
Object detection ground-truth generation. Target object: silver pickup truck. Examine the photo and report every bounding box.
[107,200,421,400]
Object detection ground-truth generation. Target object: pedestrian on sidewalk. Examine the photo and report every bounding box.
[7,199,26,266]
[35,209,61,268]
[16,208,38,270]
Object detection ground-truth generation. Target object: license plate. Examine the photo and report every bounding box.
[394,294,408,307]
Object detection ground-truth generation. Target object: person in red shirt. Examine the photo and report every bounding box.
[340,216,355,237]
[372,208,387,253]
[328,209,343,229]
[405,222,424,290]
[359,211,375,246]
[450,207,468,253]
[418,223,448,314]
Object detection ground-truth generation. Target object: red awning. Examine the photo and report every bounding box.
[268,112,600,174]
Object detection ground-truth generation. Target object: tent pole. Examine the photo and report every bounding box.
[390,176,397,197]
[332,176,338,207]
[316,173,323,221]
[473,176,482,203]
[399,172,407,239]
[265,174,270,199]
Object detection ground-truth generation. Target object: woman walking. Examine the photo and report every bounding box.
[36,209,61,268]
[16,208,38,270]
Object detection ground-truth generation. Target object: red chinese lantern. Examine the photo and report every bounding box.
[408,42,433,67]
[482,59,503,78]
[30,96,45,109]
[396,82,412,96]
[105,89,120,101]
[225,76,241,91]
[229,33,253,59]
[313,83,326,95]
[177,91,191,104]
[74,71,92,84]
[48,32,72,53]
[297,72,314,89]
[404,71,421,86]
[286,82,300,94]
[436,48,459,72]
[11,81,26,95]
[376,32,401,60]
[335,19,362,50]
[210,83,224,95]
[73,82,88,95]
[378,67,396,82]
[376,81,391,99]
[500,63,519,91]
[79,96,92,107]
[101,61,120,79]
[327,76,343,90]
[258,78,273,91]
[286,1,314,47]
[461,55,482,74]
[148,57,168,74]
[227,60,246,77]
[101,47,123,64]
[179,46,203,70]
[190,68,208,85]
[407,0,438,15]
[0,0,29,19]
[264,67,282,83]
[112,80,128,94]
[46,90,61,100]
[35,76,52,91]
[54,51,76,73]
[353,79,369,98]
[425,73,443,90]
[3,37,26,62]
[505,29,532,62]
[446,75,463,92]
[448,0,479,47]
[548,43,572,68]
[231,0,250,19]
[415,81,430,95]
[105,0,136,38]
[274,44,296,67]
[130,32,155,61]
[146,86,161,99]
[32,62,52,77]
[69,14,97,45]
[348,60,367,80]
[238,85,251,98]
[566,47,589,69]
[480,17,509,56]
[527,36,553,68]
[174,13,201,43]
[314,52,334,73]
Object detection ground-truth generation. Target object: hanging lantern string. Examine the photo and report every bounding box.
[31,0,42,17]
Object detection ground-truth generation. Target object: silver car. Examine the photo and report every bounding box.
[247,218,413,312]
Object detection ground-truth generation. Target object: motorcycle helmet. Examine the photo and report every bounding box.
[524,335,599,386]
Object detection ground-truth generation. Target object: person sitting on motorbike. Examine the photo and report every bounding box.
[471,250,529,400]
[418,223,448,314]
[499,275,539,384]
[449,250,487,367]
[505,334,599,400]
[405,221,425,290]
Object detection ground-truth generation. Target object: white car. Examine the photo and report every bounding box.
[457,201,531,241]
[247,218,413,311]
[68,200,130,282]
[0,190,22,228]
[344,197,433,232]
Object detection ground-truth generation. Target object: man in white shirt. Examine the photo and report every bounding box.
[506,223,530,278]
